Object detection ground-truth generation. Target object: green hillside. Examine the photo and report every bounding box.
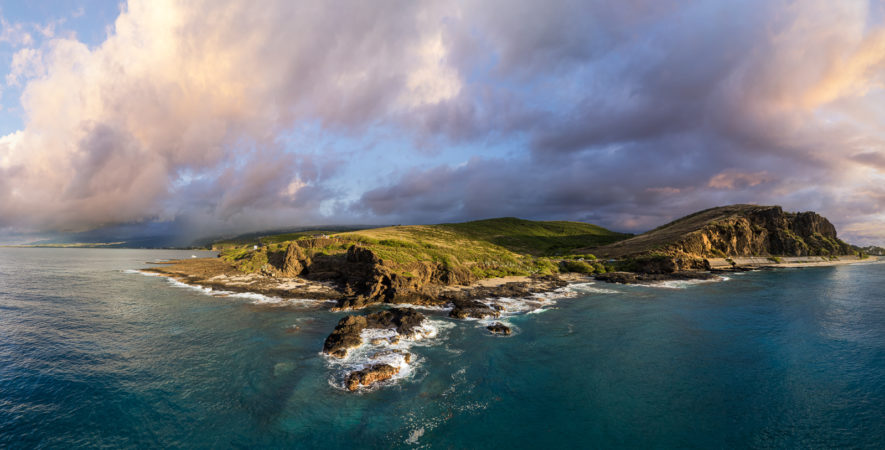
[588,204,854,260]
[218,217,631,279]
[437,217,631,255]
[210,227,368,249]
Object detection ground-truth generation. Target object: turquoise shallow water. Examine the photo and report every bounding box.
[2,248,885,448]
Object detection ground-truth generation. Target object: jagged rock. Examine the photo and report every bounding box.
[449,299,499,319]
[487,322,511,335]
[333,246,475,308]
[322,308,426,358]
[345,364,399,391]
[594,271,719,285]
[282,243,309,277]
[592,205,854,273]
[322,315,368,358]
[364,308,427,336]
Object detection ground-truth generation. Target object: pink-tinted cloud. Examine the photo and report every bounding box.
[0,0,884,246]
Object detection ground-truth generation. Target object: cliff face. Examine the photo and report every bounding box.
[592,205,853,272]
[268,241,474,308]
[674,206,851,258]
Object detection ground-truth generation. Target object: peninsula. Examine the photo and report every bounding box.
[144,204,874,390]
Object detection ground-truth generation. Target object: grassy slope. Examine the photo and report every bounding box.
[587,205,759,259]
[438,217,631,256]
[219,217,630,278]
[588,204,855,259]
[211,228,364,248]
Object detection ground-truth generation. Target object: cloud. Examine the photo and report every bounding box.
[0,0,466,232]
[355,0,885,243]
[0,0,884,245]
[708,171,772,190]
[0,14,33,47]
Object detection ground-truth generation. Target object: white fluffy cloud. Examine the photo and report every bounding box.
[1,0,885,245]
[0,0,464,231]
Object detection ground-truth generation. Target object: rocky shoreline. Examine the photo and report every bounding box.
[142,254,877,391]
[594,271,720,285]
[143,257,573,311]
[143,257,588,390]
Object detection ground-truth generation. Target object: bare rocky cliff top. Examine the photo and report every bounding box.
[589,204,853,261]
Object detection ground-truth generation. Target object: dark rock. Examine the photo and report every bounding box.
[487,322,511,335]
[449,299,499,319]
[322,315,368,358]
[594,271,719,285]
[322,308,427,358]
[345,364,399,391]
[364,308,427,336]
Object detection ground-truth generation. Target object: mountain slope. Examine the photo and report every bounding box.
[218,217,629,280]
[213,217,630,308]
[589,204,853,261]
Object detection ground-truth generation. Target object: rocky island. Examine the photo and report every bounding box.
[143,205,873,391]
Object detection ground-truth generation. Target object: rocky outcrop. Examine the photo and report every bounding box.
[322,308,426,358]
[306,245,476,309]
[487,322,511,335]
[594,271,720,284]
[592,205,854,274]
[345,364,399,391]
[281,243,309,277]
[449,299,500,319]
[323,315,369,358]
[672,207,851,258]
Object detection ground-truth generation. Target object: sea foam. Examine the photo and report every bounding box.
[324,319,453,392]
[126,269,326,307]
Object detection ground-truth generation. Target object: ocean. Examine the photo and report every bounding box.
[1,248,884,448]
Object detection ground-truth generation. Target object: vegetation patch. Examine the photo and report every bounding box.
[214,217,631,279]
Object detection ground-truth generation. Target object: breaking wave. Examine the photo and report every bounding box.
[324,319,454,392]
[126,269,326,307]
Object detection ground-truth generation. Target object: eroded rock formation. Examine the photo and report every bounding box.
[345,364,399,391]
[593,205,854,274]
[322,308,427,358]
[487,322,512,335]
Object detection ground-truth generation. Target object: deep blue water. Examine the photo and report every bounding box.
[2,248,885,448]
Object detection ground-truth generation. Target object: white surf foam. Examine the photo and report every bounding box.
[122,269,164,277]
[566,282,621,295]
[127,269,328,307]
[631,276,728,289]
[165,277,225,295]
[324,318,453,392]
[387,302,454,312]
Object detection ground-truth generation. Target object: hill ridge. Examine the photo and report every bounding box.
[589,204,854,265]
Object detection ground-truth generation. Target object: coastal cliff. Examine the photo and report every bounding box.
[142,207,871,391]
[590,205,856,273]
[205,218,621,309]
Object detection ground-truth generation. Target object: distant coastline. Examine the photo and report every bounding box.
[129,204,881,392]
[1,242,128,248]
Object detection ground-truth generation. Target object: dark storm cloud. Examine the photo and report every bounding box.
[353,0,885,244]
[1,0,885,244]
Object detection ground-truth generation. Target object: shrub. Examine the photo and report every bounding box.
[559,260,595,274]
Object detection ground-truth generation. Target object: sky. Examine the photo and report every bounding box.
[1,0,885,245]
